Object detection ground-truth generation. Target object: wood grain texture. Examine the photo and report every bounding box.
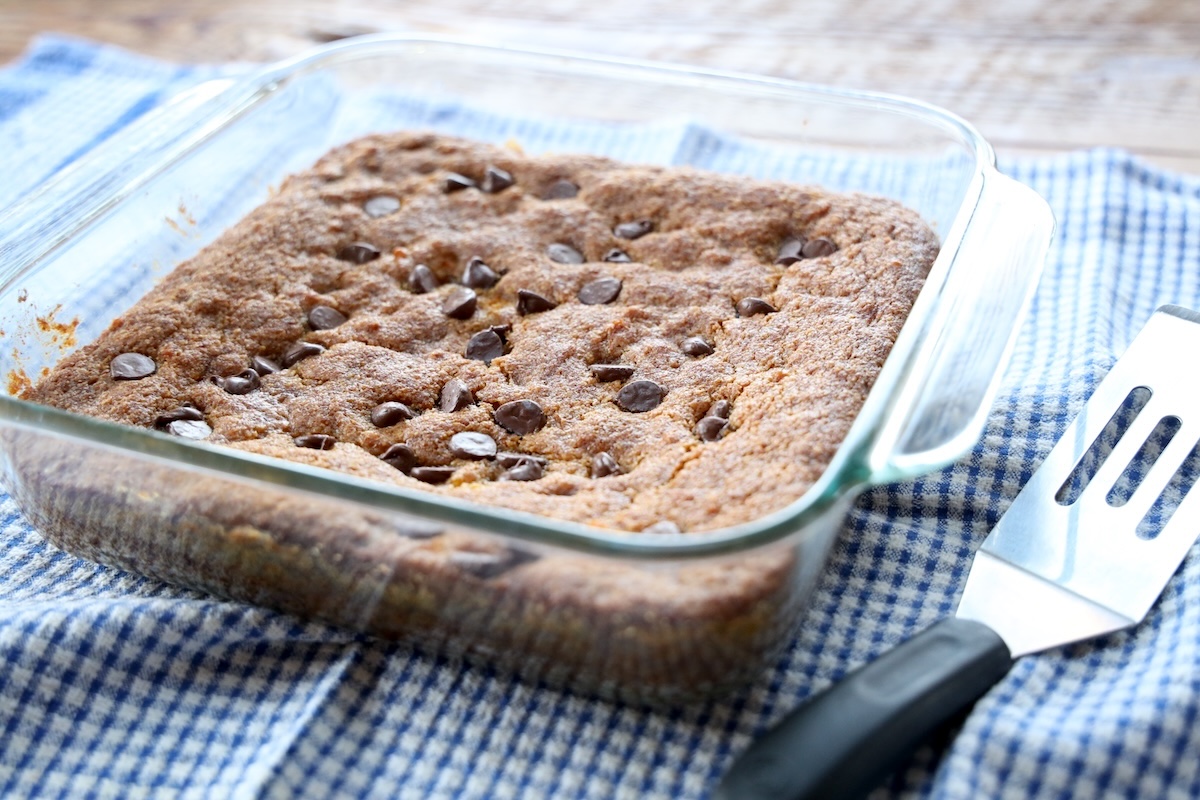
[2,0,1199,172]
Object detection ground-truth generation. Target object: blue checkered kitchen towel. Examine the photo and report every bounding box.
[3,35,1200,800]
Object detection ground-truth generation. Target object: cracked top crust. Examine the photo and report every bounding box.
[27,132,938,533]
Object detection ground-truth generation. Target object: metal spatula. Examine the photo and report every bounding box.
[718,305,1200,800]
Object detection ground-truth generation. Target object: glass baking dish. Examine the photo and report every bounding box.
[0,35,1053,705]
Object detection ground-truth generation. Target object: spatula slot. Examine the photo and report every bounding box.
[1136,438,1200,540]
[1106,415,1182,507]
[1055,386,1152,506]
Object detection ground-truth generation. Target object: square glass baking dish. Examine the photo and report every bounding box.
[0,35,1053,705]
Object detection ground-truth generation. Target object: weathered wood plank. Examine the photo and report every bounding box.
[1,0,1198,171]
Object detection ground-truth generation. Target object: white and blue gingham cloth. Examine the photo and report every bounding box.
[3,35,1200,799]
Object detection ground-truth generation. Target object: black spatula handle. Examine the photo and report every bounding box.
[716,617,1013,800]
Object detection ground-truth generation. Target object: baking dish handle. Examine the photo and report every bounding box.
[0,76,240,289]
[870,169,1055,484]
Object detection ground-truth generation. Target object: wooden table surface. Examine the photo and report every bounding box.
[3,0,1199,173]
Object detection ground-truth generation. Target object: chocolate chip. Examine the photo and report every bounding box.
[802,237,838,258]
[603,249,632,263]
[488,323,512,340]
[111,353,156,380]
[590,364,635,382]
[696,416,729,442]
[450,548,539,578]
[517,289,557,315]
[450,431,497,460]
[251,355,280,375]
[308,305,348,330]
[494,400,546,435]
[411,465,455,484]
[166,419,212,440]
[409,264,439,294]
[439,379,474,412]
[546,243,584,264]
[371,401,416,427]
[543,179,579,199]
[281,341,325,367]
[578,277,622,305]
[775,235,807,265]
[442,287,478,320]
[736,297,777,317]
[590,451,622,478]
[465,329,505,362]
[615,380,664,413]
[500,461,544,481]
[462,257,500,289]
[379,442,417,473]
[614,219,653,240]
[336,242,380,264]
[153,405,204,430]
[681,337,714,357]
[709,400,732,419]
[496,451,548,469]
[444,172,476,192]
[363,195,401,218]
[644,520,681,534]
[214,368,261,395]
[480,166,514,193]
[294,434,336,450]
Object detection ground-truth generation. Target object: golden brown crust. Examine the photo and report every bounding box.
[28,132,937,532]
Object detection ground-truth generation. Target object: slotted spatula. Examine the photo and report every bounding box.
[718,305,1200,800]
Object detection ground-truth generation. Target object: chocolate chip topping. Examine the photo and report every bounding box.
[363,195,401,218]
[500,461,544,482]
[516,289,557,315]
[462,257,500,289]
[442,287,478,320]
[308,305,348,330]
[546,243,584,264]
[371,401,416,427]
[578,277,622,305]
[709,400,732,419]
[379,442,417,473]
[251,355,280,375]
[111,353,156,381]
[590,364,635,382]
[680,337,714,357]
[444,172,476,192]
[494,400,547,435]
[543,179,579,199]
[410,465,455,484]
[696,415,729,442]
[603,248,632,263]
[590,451,622,478]
[480,166,514,193]
[802,237,838,258]
[408,264,439,294]
[465,329,506,362]
[336,242,380,264]
[775,235,807,265]
[450,431,498,460]
[280,341,325,368]
[166,419,212,440]
[615,380,665,413]
[450,547,539,577]
[614,219,654,240]
[496,451,548,469]
[213,368,261,396]
[736,297,778,317]
[294,434,336,450]
[439,379,474,412]
[154,405,205,430]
